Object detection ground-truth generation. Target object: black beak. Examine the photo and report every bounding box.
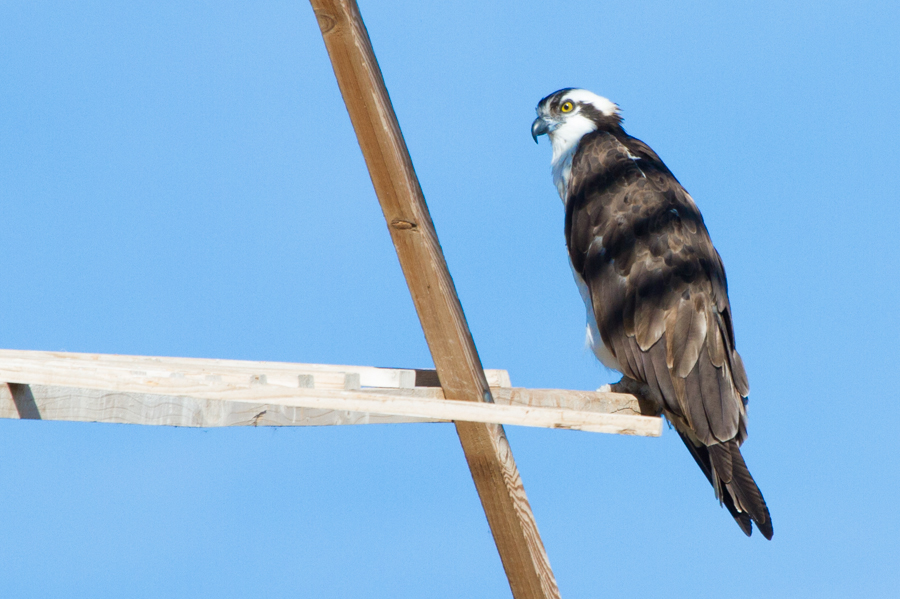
[531,117,551,143]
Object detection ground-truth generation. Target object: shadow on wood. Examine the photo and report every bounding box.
[8,383,41,420]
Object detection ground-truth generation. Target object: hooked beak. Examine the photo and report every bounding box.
[531,116,552,143]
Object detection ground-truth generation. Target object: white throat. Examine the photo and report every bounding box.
[549,114,598,204]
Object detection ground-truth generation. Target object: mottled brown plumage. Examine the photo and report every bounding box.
[534,88,772,539]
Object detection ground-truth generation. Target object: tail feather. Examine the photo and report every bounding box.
[722,443,773,540]
[676,432,772,539]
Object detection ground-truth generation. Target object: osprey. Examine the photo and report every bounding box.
[532,88,772,539]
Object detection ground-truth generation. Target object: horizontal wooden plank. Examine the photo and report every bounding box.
[0,350,657,434]
[0,380,662,436]
[0,351,645,413]
[1,385,648,428]
[1,383,434,427]
[0,381,659,436]
[0,351,660,436]
[0,351,645,415]
[0,350,510,389]
[491,387,645,416]
[0,384,650,428]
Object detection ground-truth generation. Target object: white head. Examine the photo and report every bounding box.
[531,88,621,162]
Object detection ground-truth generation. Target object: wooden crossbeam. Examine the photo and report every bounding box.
[0,350,661,436]
[2,383,434,427]
[0,349,512,391]
[307,2,562,597]
[0,384,661,436]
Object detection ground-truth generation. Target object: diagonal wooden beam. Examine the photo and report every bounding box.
[306,2,560,597]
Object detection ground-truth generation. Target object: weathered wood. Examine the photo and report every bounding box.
[0,350,656,433]
[0,383,435,427]
[0,381,662,436]
[0,349,511,390]
[491,387,646,417]
[307,2,560,597]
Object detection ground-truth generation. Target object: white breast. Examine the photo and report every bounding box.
[551,144,576,203]
[549,114,598,205]
[570,261,621,372]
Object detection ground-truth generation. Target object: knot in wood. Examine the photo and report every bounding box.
[390,219,417,230]
[314,11,336,33]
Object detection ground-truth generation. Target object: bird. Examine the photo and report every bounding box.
[531,88,772,539]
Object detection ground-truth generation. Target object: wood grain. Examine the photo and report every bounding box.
[1,383,435,427]
[0,350,656,431]
[0,351,661,436]
[0,349,511,390]
[0,382,661,435]
[306,1,560,596]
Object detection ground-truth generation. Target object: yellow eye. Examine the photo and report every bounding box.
[560,101,574,113]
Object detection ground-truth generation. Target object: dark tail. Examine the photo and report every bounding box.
[677,432,773,540]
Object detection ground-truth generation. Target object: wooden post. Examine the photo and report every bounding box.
[306,2,561,597]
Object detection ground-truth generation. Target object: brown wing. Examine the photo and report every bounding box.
[565,130,771,538]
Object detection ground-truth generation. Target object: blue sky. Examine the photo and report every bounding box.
[1,1,898,597]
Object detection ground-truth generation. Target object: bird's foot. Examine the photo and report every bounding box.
[610,376,661,416]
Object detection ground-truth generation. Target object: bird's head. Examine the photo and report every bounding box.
[531,88,621,148]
